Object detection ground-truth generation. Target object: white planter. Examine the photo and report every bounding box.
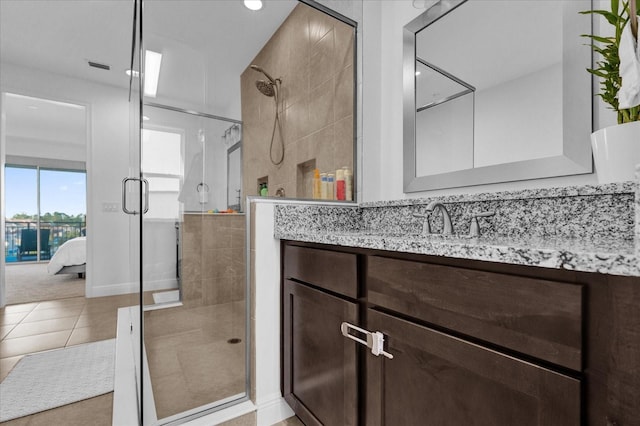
[591,121,640,184]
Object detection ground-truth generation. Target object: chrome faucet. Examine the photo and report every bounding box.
[413,201,453,235]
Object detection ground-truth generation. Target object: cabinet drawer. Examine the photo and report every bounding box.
[366,309,581,426]
[367,256,582,370]
[284,244,358,298]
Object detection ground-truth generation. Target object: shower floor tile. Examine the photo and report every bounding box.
[145,300,247,421]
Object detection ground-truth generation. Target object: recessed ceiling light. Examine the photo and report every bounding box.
[415,71,421,76]
[244,0,263,11]
[143,116,150,121]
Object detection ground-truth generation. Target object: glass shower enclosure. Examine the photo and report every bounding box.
[122,0,248,423]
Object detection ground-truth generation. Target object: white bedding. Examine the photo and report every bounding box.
[47,237,86,275]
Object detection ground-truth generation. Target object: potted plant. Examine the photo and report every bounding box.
[582,0,640,183]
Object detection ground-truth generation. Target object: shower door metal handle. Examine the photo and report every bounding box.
[142,178,149,214]
[122,177,149,215]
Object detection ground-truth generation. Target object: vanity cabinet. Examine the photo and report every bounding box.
[281,241,640,426]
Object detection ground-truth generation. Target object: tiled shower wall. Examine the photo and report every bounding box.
[241,2,354,199]
[181,214,245,307]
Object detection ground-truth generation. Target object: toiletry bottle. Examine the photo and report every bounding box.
[327,173,335,200]
[336,168,345,200]
[344,167,353,201]
[313,169,321,199]
[320,173,328,199]
[260,183,268,197]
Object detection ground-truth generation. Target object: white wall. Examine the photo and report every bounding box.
[361,0,616,202]
[6,136,86,164]
[1,62,136,297]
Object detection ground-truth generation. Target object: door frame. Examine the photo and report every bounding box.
[0,90,91,308]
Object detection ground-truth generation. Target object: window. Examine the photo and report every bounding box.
[4,165,86,262]
[142,128,182,219]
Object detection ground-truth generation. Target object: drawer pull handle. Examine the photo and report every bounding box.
[340,322,394,359]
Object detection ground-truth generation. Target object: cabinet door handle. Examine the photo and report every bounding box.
[341,322,394,359]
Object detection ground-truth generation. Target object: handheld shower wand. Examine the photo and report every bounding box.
[250,64,284,166]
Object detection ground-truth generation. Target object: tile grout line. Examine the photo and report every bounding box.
[66,300,88,348]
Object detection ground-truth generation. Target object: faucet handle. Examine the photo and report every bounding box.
[413,213,432,235]
[469,211,495,237]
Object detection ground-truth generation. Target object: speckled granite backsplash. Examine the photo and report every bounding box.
[275,181,637,241]
[362,186,635,240]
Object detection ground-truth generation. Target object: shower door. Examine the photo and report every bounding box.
[133,1,248,424]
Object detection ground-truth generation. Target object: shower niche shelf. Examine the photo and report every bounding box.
[297,159,316,200]
[257,176,268,196]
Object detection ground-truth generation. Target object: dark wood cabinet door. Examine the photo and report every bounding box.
[365,309,581,426]
[283,279,359,426]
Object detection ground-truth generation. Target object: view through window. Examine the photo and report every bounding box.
[4,165,86,263]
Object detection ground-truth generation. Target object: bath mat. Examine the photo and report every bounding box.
[152,290,180,304]
[0,338,115,421]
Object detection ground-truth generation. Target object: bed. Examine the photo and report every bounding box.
[47,236,86,278]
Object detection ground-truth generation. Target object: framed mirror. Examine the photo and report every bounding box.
[227,141,242,211]
[403,0,593,192]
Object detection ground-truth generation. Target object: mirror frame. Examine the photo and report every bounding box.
[227,140,242,212]
[403,0,593,192]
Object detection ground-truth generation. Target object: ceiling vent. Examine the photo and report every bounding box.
[88,61,110,71]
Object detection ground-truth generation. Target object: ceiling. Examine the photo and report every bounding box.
[0,0,135,91]
[4,93,87,146]
[1,0,297,129]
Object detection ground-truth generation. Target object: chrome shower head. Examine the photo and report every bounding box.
[250,64,276,84]
[256,79,275,97]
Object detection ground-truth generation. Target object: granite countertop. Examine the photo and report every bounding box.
[274,180,640,277]
[275,229,639,277]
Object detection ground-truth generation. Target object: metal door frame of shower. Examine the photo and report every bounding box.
[144,102,242,125]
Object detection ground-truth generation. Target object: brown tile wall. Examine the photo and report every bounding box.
[181,214,246,308]
[241,2,355,199]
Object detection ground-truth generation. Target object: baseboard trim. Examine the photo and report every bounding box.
[256,395,295,426]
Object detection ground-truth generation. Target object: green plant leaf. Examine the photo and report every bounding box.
[582,34,616,44]
[581,0,640,122]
